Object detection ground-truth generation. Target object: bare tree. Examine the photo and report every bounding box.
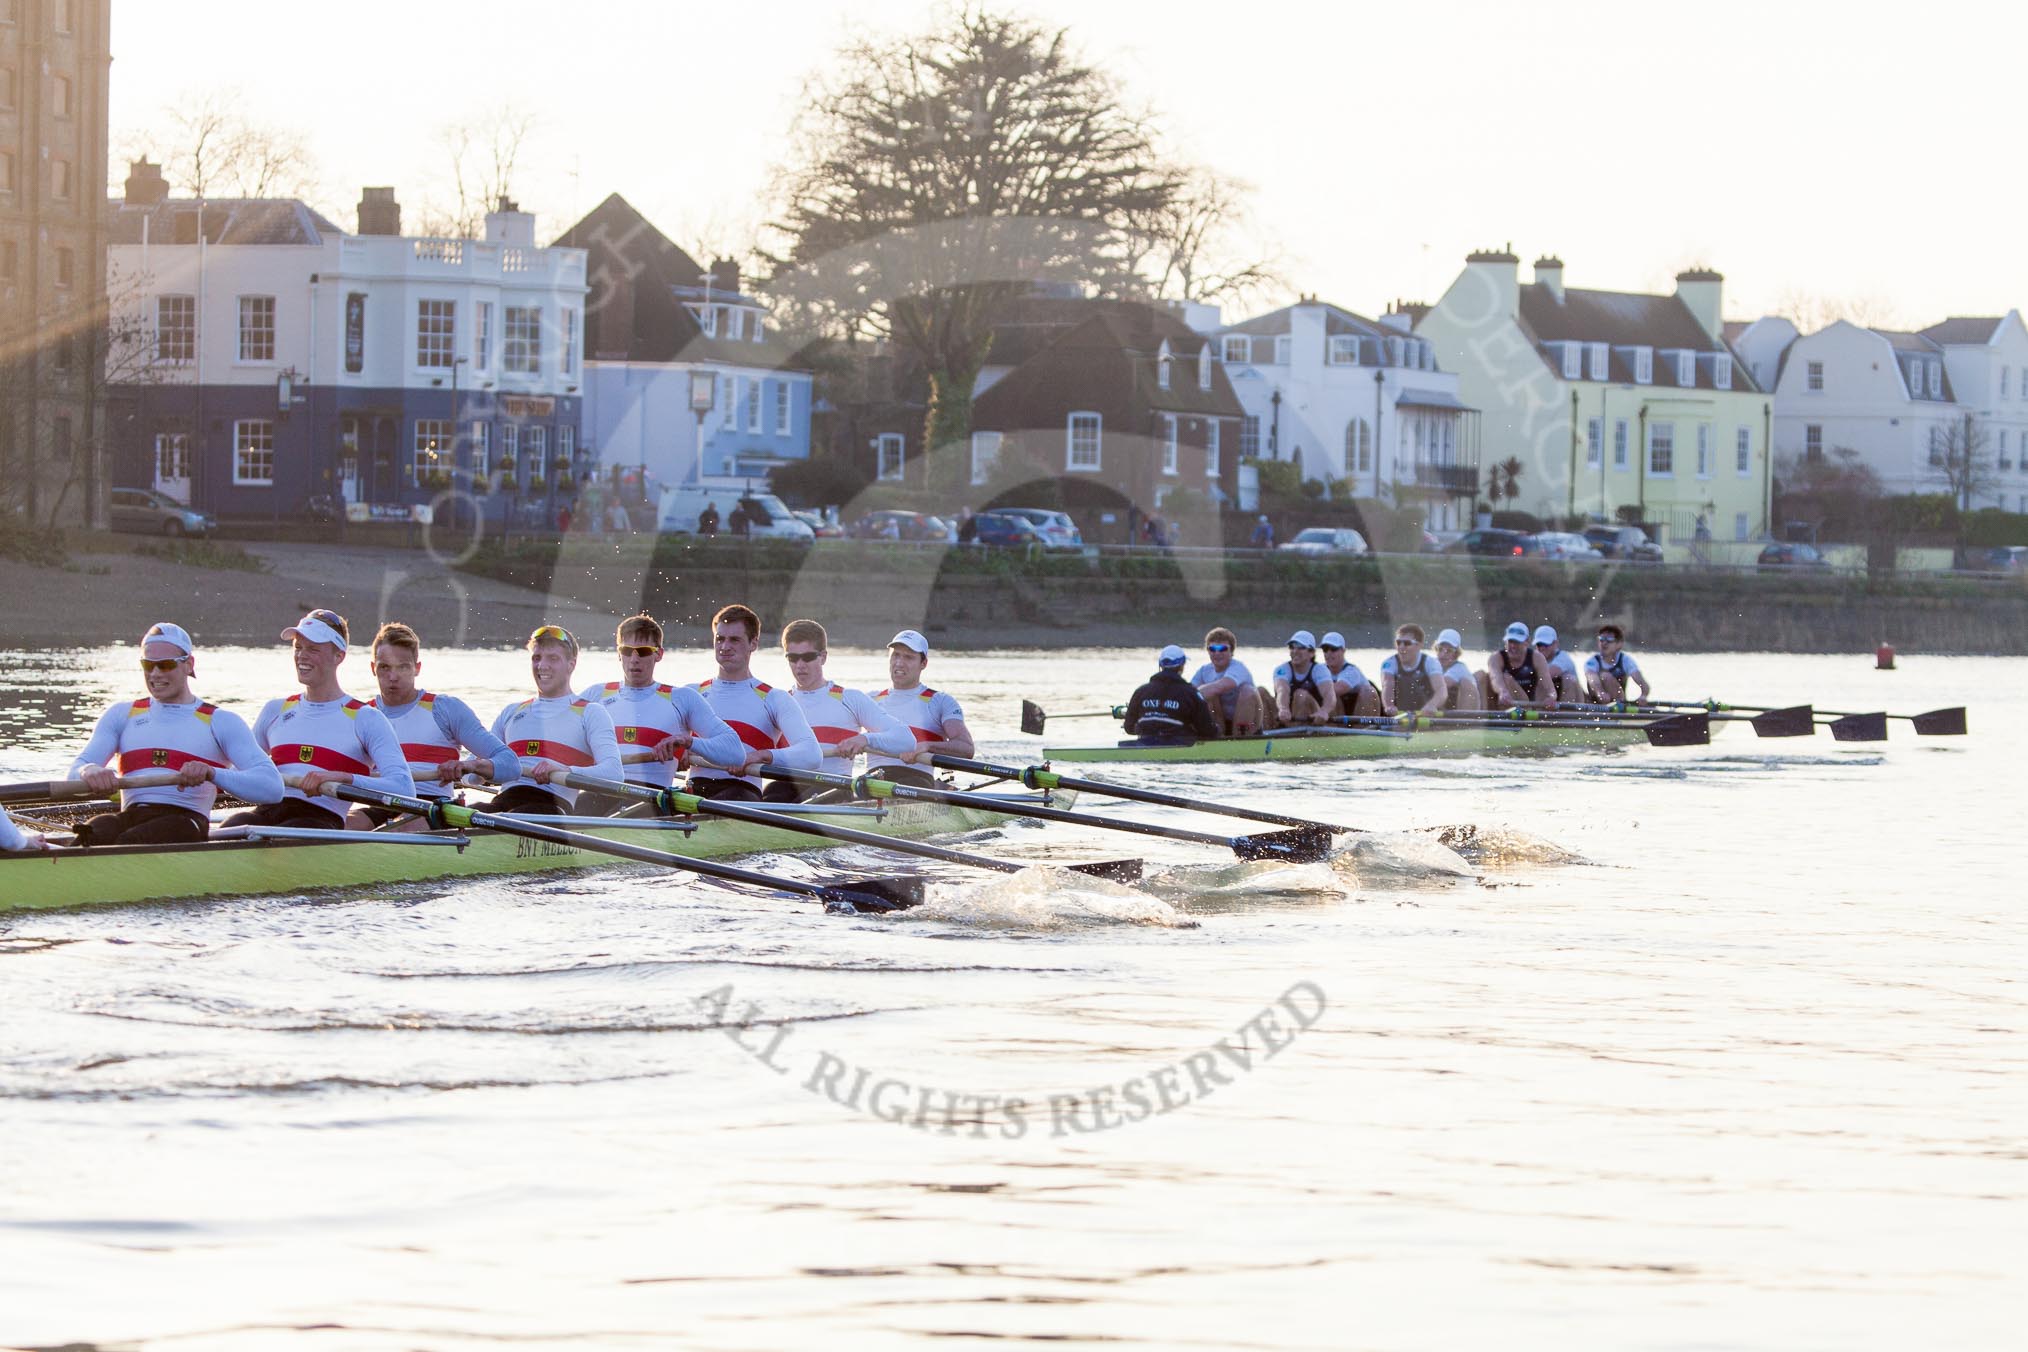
[125,88,317,200]
[1113,164,1285,307]
[412,107,534,239]
[1771,287,1905,335]
[1930,414,1997,568]
[769,6,1177,491]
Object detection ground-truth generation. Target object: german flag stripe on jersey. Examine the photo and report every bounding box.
[117,748,225,773]
[402,744,460,764]
[268,744,371,774]
[518,739,596,767]
[726,720,775,751]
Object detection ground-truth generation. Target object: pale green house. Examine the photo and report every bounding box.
[1414,250,1773,545]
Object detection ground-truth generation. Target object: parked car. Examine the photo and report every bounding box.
[1531,531,1605,561]
[1975,545,2028,572]
[791,510,845,539]
[1583,524,1664,563]
[110,487,214,537]
[1757,541,1830,569]
[1443,527,1539,557]
[989,506,1083,550]
[1277,526,1369,557]
[849,509,950,542]
[656,485,816,541]
[969,510,1047,548]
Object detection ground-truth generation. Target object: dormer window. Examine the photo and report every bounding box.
[1928,362,1942,398]
[696,305,717,338]
[1274,334,1292,365]
[1587,342,1609,379]
[1676,350,1696,386]
[1157,340,1173,390]
[1197,343,1212,391]
[1633,348,1653,384]
[1712,353,1732,390]
[1559,343,1581,380]
[1328,335,1360,366]
[1222,334,1250,364]
[1386,336,1404,366]
[727,308,745,341]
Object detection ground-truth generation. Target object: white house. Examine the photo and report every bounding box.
[1921,314,2028,511]
[1215,299,1479,530]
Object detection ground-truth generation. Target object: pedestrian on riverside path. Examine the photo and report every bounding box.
[1250,514,1274,548]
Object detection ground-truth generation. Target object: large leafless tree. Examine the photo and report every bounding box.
[413,106,535,240]
[769,7,1179,490]
[125,89,318,201]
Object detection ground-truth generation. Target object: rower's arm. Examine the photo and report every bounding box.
[914,715,975,761]
[69,704,125,790]
[1419,667,1448,715]
[675,687,745,769]
[1631,666,1653,702]
[210,708,285,804]
[1196,674,1237,701]
[847,690,916,759]
[348,708,418,798]
[580,703,625,783]
[760,692,823,772]
[439,695,521,784]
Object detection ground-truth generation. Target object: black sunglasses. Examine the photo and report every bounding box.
[784,650,825,663]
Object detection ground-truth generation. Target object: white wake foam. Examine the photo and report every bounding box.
[908,866,1199,930]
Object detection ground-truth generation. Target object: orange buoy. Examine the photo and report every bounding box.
[1876,642,1896,670]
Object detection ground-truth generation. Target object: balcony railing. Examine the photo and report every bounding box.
[1408,461,1479,494]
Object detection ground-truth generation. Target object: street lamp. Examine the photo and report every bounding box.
[1269,387,1282,459]
[689,367,716,483]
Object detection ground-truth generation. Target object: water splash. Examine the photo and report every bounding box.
[1331,832,1479,885]
[1424,823,1590,868]
[907,866,1198,930]
[1142,859,1348,905]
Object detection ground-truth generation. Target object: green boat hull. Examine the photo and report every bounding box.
[1045,722,1653,763]
[0,792,1066,913]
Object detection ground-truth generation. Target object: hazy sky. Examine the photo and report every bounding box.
[109,0,2023,329]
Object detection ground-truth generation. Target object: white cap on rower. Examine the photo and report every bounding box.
[1436,627,1463,649]
[1159,643,1187,666]
[888,628,929,655]
[1319,631,1346,649]
[142,621,193,656]
[281,609,347,653]
[1504,621,1530,643]
[1287,629,1318,649]
[1534,624,1558,646]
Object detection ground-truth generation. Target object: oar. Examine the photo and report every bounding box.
[0,769,185,806]
[1327,710,1712,747]
[925,754,1354,836]
[759,767,1333,863]
[1021,700,1123,736]
[1549,701,1817,739]
[1651,699,1966,738]
[557,771,1141,883]
[329,783,917,914]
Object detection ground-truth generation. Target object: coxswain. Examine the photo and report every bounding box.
[355,622,524,830]
[1319,630,1383,718]
[576,612,742,816]
[1191,628,1261,736]
[1123,645,1220,741]
[865,629,975,788]
[1380,624,1451,718]
[1270,630,1338,727]
[477,625,624,815]
[67,621,283,845]
[1433,628,1481,711]
[774,619,915,802]
[1533,625,1584,703]
[223,610,411,831]
[1585,623,1653,704]
[1482,620,1554,710]
[688,604,821,801]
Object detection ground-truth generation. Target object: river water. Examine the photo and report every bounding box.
[0,644,2019,1350]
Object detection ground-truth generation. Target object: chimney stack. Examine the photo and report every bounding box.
[1675,267,1726,342]
[1533,255,1565,304]
[710,257,742,296]
[1462,245,1521,321]
[484,196,536,246]
[357,186,402,237]
[123,158,169,207]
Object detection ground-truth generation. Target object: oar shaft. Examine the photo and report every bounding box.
[0,770,186,805]
[559,771,1027,874]
[926,754,1342,833]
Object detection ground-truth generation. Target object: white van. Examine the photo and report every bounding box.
[656,484,815,542]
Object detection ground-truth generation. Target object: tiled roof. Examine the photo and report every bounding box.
[1919,317,2003,347]
[106,198,343,247]
[973,307,1243,431]
[1868,328,1942,354]
[1515,284,1762,393]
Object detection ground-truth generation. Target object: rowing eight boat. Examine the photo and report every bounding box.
[0,789,1074,913]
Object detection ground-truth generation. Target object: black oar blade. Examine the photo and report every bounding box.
[1749,705,1817,738]
[1911,707,1967,736]
[1232,825,1335,863]
[822,876,926,914]
[1069,858,1144,883]
[1829,712,1890,742]
[1020,700,1047,736]
[1644,713,1710,747]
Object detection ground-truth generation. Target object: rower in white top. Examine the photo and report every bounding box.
[1192,627,1261,736]
[478,625,625,815]
[1533,625,1585,703]
[773,618,914,802]
[69,620,284,844]
[1380,624,1451,717]
[1319,630,1383,718]
[574,612,743,816]
[1269,630,1339,727]
[357,621,523,830]
[865,629,975,788]
[224,609,412,832]
[1584,623,1653,704]
[1483,620,1556,710]
[1433,628,1482,711]
[688,603,822,802]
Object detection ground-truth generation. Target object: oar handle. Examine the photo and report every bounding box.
[0,769,187,805]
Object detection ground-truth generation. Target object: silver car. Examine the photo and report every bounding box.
[1277,526,1369,556]
[991,506,1084,550]
[110,487,214,537]
[1530,531,1604,561]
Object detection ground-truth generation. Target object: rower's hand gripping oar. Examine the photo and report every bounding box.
[925,754,1353,836]
[0,769,186,806]
[555,771,1142,884]
[759,767,1334,864]
[1020,700,1124,736]
[329,784,916,914]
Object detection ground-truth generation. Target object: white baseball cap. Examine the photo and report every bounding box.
[1504,621,1530,643]
[1158,643,1187,666]
[1319,631,1346,649]
[1435,627,1463,649]
[281,609,348,653]
[1287,629,1317,649]
[1534,625,1558,646]
[142,621,194,657]
[888,629,929,655]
